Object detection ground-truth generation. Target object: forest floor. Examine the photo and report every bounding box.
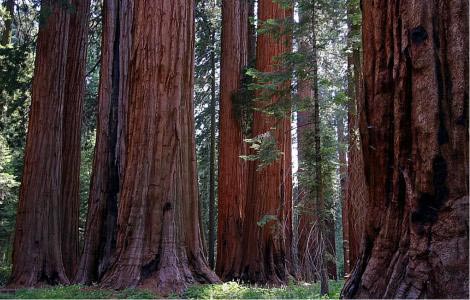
[0,280,344,299]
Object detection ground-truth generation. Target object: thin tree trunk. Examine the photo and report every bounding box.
[99,0,219,294]
[336,114,347,277]
[75,0,132,284]
[208,27,217,270]
[216,0,250,280]
[296,78,316,283]
[311,2,328,293]
[247,0,256,65]
[342,1,468,298]
[8,0,70,287]
[61,0,90,279]
[240,0,292,284]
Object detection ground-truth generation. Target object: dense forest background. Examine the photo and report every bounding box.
[0,0,468,298]
[0,0,352,276]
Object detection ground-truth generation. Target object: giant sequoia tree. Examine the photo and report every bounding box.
[239,0,293,284]
[61,0,91,279]
[9,0,89,287]
[216,0,251,280]
[75,0,132,284]
[342,0,469,298]
[98,0,218,294]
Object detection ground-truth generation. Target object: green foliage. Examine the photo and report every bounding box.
[0,44,34,178]
[0,285,157,299]
[241,132,283,170]
[232,68,255,135]
[257,214,278,227]
[246,67,292,120]
[0,137,19,267]
[194,0,221,245]
[0,265,10,287]
[183,280,344,299]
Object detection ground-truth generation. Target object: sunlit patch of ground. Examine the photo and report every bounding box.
[0,280,344,299]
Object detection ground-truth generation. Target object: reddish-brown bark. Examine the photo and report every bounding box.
[239,0,292,284]
[75,0,132,284]
[61,0,91,279]
[98,0,219,294]
[296,78,317,282]
[342,0,468,298]
[216,0,250,280]
[343,0,366,277]
[8,0,70,287]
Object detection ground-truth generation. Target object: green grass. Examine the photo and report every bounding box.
[0,280,344,299]
[183,280,344,299]
[0,285,157,299]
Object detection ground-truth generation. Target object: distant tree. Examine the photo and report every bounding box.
[194,0,221,270]
[342,1,469,298]
[0,0,37,266]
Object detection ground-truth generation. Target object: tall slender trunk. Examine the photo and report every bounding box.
[342,1,468,298]
[99,0,219,294]
[1,0,14,46]
[343,0,365,277]
[296,17,314,280]
[336,113,347,276]
[296,72,315,282]
[311,2,328,293]
[61,0,90,279]
[208,27,217,270]
[75,0,132,284]
[8,0,70,287]
[216,0,250,280]
[240,0,292,284]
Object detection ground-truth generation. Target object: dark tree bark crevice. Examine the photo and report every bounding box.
[75,0,131,284]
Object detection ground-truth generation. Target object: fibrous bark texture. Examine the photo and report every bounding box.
[342,1,468,298]
[239,0,293,284]
[61,0,90,279]
[8,0,70,287]
[216,0,250,280]
[75,0,131,284]
[99,0,219,294]
[343,0,366,276]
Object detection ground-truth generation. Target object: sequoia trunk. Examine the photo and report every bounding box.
[75,0,132,284]
[99,0,219,294]
[8,0,70,287]
[216,0,251,280]
[240,0,292,284]
[342,0,468,298]
[343,0,366,277]
[61,0,90,279]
